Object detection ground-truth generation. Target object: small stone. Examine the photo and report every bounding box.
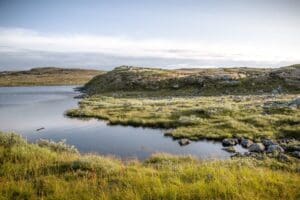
[178,139,190,146]
[249,143,265,152]
[262,139,277,147]
[172,84,179,89]
[266,144,284,153]
[164,131,173,137]
[241,139,253,148]
[291,151,300,158]
[222,146,236,153]
[222,138,238,146]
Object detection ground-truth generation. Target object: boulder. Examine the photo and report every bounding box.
[178,139,190,146]
[266,144,284,153]
[249,143,265,152]
[241,139,253,148]
[222,138,238,146]
[262,139,277,147]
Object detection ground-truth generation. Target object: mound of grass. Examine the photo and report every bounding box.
[67,94,300,140]
[0,132,299,199]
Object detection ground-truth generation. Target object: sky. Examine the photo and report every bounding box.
[0,0,299,70]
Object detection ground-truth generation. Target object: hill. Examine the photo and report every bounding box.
[83,64,300,96]
[0,67,104,86]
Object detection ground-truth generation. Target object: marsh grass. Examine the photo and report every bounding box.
[67,94,300,140]
[0,132,300,200]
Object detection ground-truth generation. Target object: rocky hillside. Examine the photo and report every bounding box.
[0,67,104,86]
[83,64,300,96]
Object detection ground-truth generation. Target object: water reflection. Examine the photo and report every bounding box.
[0,86,246,160]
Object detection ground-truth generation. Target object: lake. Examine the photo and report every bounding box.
[0,86,247,160]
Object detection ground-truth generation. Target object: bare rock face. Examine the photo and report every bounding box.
[249,143,265,152]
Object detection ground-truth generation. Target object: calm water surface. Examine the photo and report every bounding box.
[0,86,247,160]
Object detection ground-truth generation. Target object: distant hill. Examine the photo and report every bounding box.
[83,64,300,96]
[0,67,104,86]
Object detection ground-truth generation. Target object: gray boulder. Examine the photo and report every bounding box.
[222,138,238,146]
[241,139,253,148]
[266,144,284,153]
[249,143,265,152]
[262,139,277,147]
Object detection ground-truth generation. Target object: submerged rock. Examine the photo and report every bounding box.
[249,143,265,152]
[241,139,253,148]
[222,138,238,146]
[222,146,236,153]
[178,139,190,146]
[266,144,284,153]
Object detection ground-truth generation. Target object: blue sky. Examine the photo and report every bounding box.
[0,0,299,70]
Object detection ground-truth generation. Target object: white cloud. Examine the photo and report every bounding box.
[0,27,299,69]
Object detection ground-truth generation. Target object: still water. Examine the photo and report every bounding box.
[0,86,246,160]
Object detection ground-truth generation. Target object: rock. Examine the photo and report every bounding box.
[222,138,238,146]
[74,94,88,99]
[178,139,190,146]
[231,152,244,158]
[278,153,290,162]
[164,131,173,137]
[172,84,179,89]
[36,127,45,131]
[222,146,236,153]
[241,139,253,148]
[289,97,300,108]
[291,151,300,158]
[266,144,284,153]
[262,139,277,147]
[249,143,265,152]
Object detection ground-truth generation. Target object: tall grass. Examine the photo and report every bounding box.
[0,132,299,199]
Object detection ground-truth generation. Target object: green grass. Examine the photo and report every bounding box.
[67,94,300,140]
[0,132,299,200]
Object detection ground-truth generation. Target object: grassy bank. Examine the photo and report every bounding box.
[67,94,300,140]
[0,67,103,86]
[0,132,299,200]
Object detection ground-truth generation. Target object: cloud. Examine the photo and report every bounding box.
[0,27,299,69]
